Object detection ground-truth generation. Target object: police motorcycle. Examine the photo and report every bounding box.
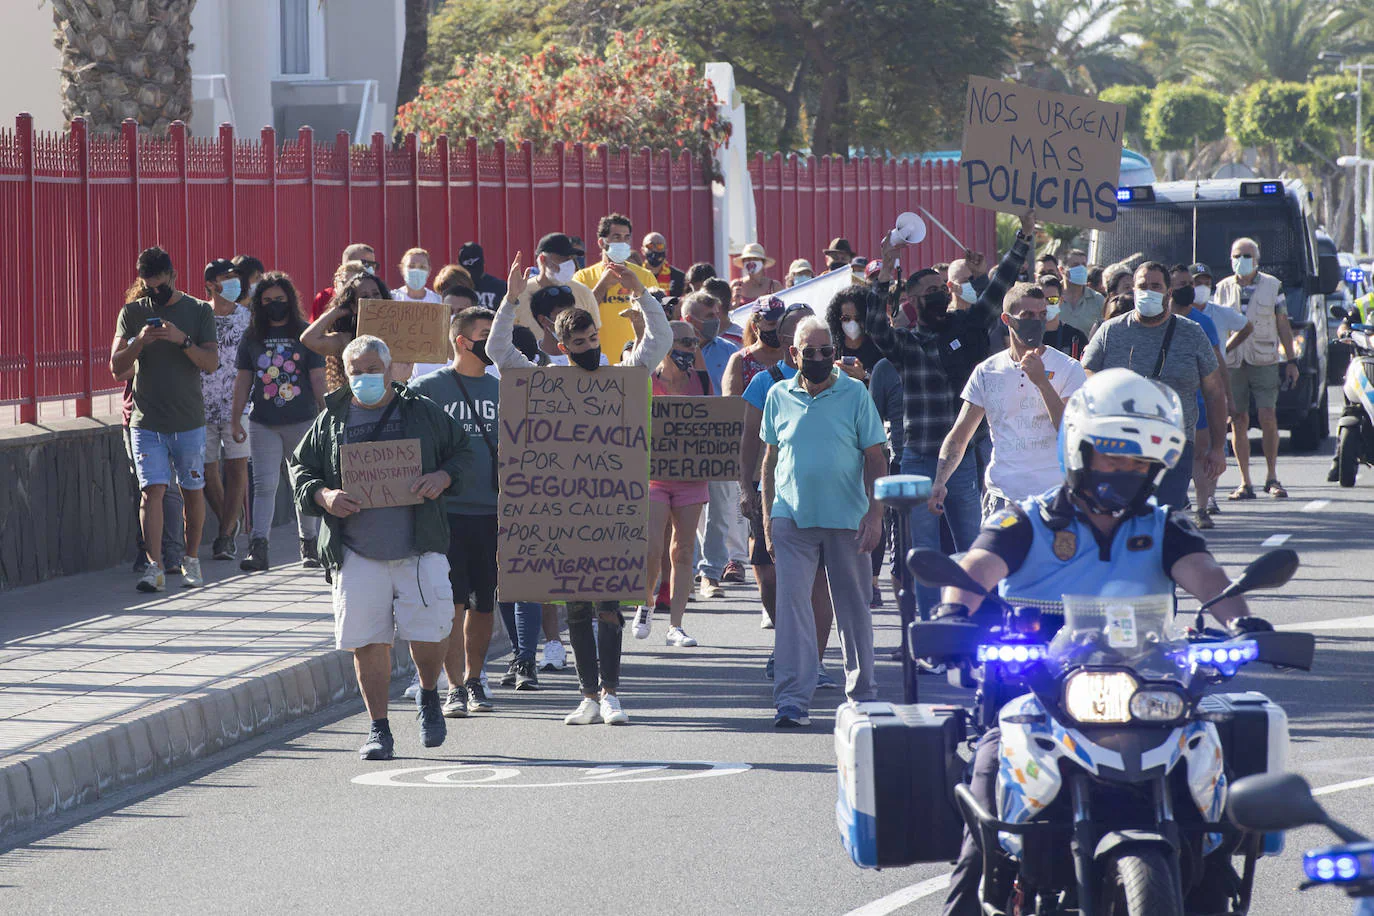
[1228,772,1374,916]
[1327,304,1374,487]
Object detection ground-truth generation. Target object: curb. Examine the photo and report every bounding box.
[0,625,513,841]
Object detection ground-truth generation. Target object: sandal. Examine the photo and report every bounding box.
[1228,484,1256,501]
[1264,479,1288,499]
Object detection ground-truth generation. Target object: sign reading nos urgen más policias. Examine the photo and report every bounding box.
[496,367,650,603]
[957,76,1127,232]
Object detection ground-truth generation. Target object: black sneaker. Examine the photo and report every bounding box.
[442,683,469,718]
[359,721,395,760]
[300,536,321,569]
[465,678,494,713]
[417,688,447,748]
[500,657,520,687]
[515,658,540,691]
[211,535,237,561]
[240,537,269,572]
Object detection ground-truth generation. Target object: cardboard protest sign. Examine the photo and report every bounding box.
[496,367,650,603]
[651,396,747,482]
[957,76,1126,232]
[355,298,449,363]
[340,438,424,508]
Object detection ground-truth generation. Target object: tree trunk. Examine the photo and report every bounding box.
[395,0,430,113]
[774,59,808,153]
[811,64,851,158]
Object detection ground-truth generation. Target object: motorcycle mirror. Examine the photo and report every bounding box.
[1199,548,1299,611]
[1228,772,1369,844]
[1330,303,1350,321]
[907,548,988,596]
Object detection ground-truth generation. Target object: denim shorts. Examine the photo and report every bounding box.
[130,426,208,491]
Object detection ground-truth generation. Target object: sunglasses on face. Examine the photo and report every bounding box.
[1046,296,1061,305]
[800,345,836,360]
[674,337,700,348]
[360,260,379,270]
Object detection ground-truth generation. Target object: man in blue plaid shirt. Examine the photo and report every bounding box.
[865,209,1036,620]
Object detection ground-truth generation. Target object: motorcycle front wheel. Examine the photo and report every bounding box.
[1096,849,1184,916]
[1338,426,1360,487]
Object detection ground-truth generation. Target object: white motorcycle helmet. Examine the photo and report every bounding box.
[1058,368,1186,515]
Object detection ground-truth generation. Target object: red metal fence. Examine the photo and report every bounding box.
[0,115,994,424]
[750,152,995,276]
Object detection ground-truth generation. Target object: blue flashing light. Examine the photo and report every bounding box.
[1303,843,1374,883]
[977,643,1048,664]
[1189,640,1258,672]
[1346,267,1366,285]
[1116,188,1132,202]
[1241,181,1285,199]
[1115,186,1155,204]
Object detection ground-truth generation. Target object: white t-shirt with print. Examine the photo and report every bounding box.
[962,347,1086,502]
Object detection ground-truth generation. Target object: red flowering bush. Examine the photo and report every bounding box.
[398,30,729,178]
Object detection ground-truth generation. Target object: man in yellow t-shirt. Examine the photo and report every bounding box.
[574,213,659,357]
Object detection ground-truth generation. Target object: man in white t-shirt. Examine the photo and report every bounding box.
[391,247,443,303]
[928,281,1086,520]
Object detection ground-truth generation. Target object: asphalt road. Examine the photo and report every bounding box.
[3,387,1373,916]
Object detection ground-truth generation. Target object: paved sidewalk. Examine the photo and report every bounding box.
[0,524,508,840]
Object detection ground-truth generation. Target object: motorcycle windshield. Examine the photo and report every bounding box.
[1049,593,1188,682]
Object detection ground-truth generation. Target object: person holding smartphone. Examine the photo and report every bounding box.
[574,213,659,359]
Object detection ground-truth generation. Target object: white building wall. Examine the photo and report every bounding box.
[0,3,65,132]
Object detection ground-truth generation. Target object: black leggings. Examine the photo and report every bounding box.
[566,601,623,695]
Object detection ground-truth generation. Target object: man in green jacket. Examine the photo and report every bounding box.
[289,335,473,761]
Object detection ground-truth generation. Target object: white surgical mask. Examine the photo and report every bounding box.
[744,260,763,275]
[842,319,861,339]
[405,267,429,290]
[1134,288,1165,318]
[606,242,632,263]
[1046,303,1061,322]
[1193,284,1211,305]
[1232,254,1255,277]
[959,281,978,303]
[552,259,576,283]
[791,273,812,286]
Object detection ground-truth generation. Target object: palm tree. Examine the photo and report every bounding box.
[1003,0,1152,94]
[1181,0,1373,93]
[50,0,196,133]
[1110,0,1207,84]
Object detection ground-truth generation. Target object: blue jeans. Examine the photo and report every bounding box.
[1154,442,1195,510]
[902,449,982,619]
[498,601,541,663]
[130,425,207,490]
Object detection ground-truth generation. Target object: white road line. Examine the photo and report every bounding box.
[1261,533,1291,547]
[1279,614,1374,632]
[1301,499,1331,513]
[844,875,950,916]
[1313,775,1374,798]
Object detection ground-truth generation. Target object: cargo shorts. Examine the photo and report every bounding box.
[1230,362,1280,411]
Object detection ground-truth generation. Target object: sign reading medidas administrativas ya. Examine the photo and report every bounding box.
[957,76,1127,232]
[496,366,650,603]
[340,438,424,508]
[650,396,746,482]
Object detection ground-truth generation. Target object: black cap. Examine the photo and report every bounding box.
[458,242,484,269]
[536,233,578,258]
[204,258,236,282]
[1189,262,1212,279]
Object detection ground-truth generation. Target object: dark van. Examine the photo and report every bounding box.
[1090,179,1342,451]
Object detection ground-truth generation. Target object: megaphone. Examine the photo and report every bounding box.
[887,211,927,246]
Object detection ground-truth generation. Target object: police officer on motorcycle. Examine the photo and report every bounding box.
[937,367,1271,916]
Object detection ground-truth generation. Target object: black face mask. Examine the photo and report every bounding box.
[1077,469,1154,516]
[759,329,781,349]
[265,300,292,323]
[669,349,695,372]
[1009,316,1046,349]
[918,288,952,326]
[569,348,601,372]
[150,283,174,307]
[470,339,493,366]
[800,358,834,384]
[645,251,666,268]
[1170,285,1195,308]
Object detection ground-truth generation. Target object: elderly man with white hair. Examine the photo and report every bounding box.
[760,314,888,727]
[289,334,474,762]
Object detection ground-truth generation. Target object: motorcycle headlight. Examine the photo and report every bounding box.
[1128,688,1186,722]
[1063,670,1137,724]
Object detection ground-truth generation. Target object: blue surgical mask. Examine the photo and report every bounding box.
[219,278,241,302]
[1232,255,1255,277]
[405,267,429,290]
[1134,288,1165,318]
[349,372,388,406]
[959,281,978,303]
[1066,265,1088,285]
[606,242,633,264]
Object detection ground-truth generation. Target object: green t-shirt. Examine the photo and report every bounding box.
[115,293,217,433]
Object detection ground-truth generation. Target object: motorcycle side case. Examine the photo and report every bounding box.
[1199,690,1289,855]
[834,702,966,869]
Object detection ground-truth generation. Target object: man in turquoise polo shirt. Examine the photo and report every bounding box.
[761,315,888,727]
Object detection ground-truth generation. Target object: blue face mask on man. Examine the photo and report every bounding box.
[219,278,241,302]
[349,372,388,406]
[1066,264,1088,285]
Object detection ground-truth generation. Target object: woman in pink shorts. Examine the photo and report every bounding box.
[632,322,711,647]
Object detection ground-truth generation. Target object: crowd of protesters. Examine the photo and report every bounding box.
[110,204,1297,755]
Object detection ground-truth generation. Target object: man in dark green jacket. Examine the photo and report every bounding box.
[289,335,473,761]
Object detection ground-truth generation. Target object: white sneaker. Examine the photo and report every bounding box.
[136,562,165,593]
[180,557,203,588]
[760,610,774,629]
[632,605,653,640]
[665,626,698,647]
[540,640,567,671]
[404,672,422,699]
[564,697,603,725]
[698,579,723,599]
[599,693,629,725]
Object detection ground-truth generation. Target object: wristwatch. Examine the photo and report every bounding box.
[180,337,192,350]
